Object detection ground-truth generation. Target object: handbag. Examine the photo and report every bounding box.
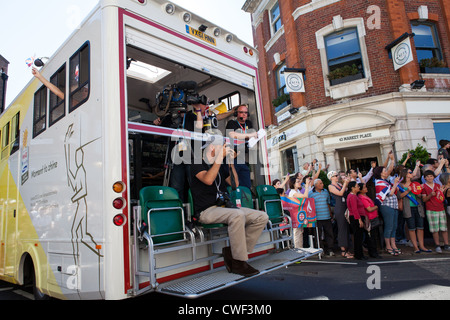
[370,217,381,229]
[344,208,350,224]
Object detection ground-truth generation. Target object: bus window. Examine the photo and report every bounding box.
[69,42,90,112]
[10,112,20,155]
[2,122,9,159]
[50,64,66,126]
[219,91,241,111]
[33,85,47,138]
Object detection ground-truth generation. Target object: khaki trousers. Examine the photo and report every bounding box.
[199,206,269,261]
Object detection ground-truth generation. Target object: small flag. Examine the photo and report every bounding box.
[25,57,35,67]
[74,65,79,82]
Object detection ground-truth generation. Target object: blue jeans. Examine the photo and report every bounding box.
[380,205,398,238]
[234,163,252,190]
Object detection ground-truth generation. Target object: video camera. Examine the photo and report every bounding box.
[155,81,207,117]
[154,81,220,131]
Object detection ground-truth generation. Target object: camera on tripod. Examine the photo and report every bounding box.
[155,81,207,117]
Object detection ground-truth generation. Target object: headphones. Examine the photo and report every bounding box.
[233,104,251,118]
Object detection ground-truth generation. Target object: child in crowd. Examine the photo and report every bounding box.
[421,170,450,253]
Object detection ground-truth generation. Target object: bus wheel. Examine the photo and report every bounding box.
[31,269,49,300]
[23,255,49,300]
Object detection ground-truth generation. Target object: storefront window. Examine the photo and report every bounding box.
[281,146,299,174]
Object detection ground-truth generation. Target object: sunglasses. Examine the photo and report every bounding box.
[238,111,249,114]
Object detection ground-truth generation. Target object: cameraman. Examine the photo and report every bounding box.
[190,135,269,277]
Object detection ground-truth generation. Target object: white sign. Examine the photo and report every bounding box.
[392,37,414,71]
[277,110,292,123]
[323,128,390,146]
[268,122,307,149]
[284,71,305,93]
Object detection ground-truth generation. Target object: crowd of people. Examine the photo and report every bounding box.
[273,144,450,260]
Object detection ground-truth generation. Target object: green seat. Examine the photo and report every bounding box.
[227,186,254,209]
[188,189,226,229]
[256,185,284,224]
[139,186,184,244]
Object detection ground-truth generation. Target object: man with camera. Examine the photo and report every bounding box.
[190,135,269,277]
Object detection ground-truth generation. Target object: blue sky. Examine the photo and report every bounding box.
[0,0,253,107]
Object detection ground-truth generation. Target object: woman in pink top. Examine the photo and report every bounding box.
[358,183,381,259]
[346,182,366,260]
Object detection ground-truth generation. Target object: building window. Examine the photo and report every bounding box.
[281,146,299,175]
[411,22,444,70]
[316,17,372,99]
[50,64,66,126]
[69,41,90,112]
[276,64,287,96]
[325,28,364,85]
[270,2,282,35]
[33,86,47,138]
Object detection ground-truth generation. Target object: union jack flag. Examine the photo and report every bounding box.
[375,179,391,203]
[25,56,35,67]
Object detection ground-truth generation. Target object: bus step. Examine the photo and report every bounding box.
[156,247,322,299]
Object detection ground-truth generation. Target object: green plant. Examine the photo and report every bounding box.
[327,64,359,80]
[272,93,290,107]
[398,144,430,168]
[419,57,447,68]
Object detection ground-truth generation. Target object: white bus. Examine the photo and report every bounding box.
[0,0,321,300]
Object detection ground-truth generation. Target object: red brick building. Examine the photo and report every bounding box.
[243,0,450,178]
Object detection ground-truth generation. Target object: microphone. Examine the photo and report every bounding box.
[239,117,244,121]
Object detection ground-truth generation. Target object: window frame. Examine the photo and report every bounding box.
[10,112,20,155]
[69,41,90,113]
[324,27,364,77]
[219,91,241,111]
[411,21,444,65]
[1,121,10,159]
[280,145,299,175]
[316,17,372,99]
[276,63,287,97]
[49,63,66,126]
[269,1,282,36]
[33,85,48,138]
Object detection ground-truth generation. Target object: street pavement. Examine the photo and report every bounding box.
[1,238,449,301]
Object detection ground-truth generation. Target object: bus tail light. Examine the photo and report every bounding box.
[113,197,126,210]
[113,214,126,226]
